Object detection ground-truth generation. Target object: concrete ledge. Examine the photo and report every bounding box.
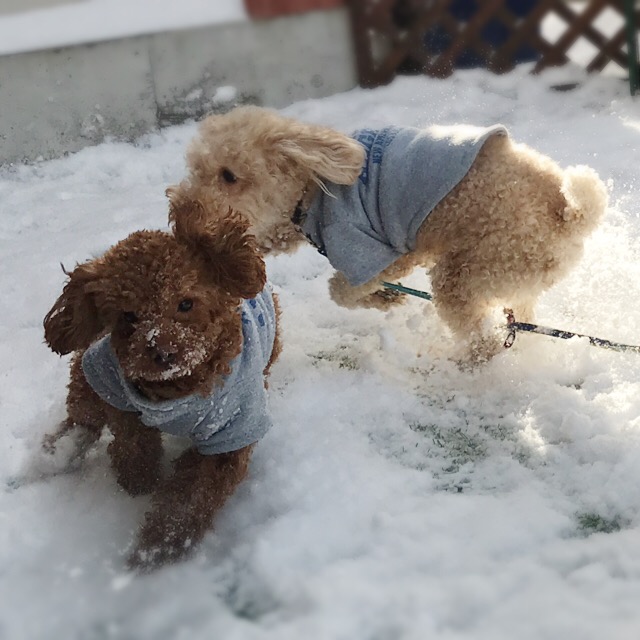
[0,8,357,165]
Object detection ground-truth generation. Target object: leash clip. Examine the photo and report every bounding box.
[504,308,516,349]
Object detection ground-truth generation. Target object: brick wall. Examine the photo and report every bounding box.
[244,0,343,19]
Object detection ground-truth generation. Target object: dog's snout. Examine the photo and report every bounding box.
[152,348,177,367]
[144,326,179,368]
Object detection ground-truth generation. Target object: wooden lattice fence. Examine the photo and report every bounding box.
[348,0,640,93]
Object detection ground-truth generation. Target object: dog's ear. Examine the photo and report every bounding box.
[43,262,106,355]
[166,183,208,231]
[274,123,365,185]
[191,215,267,300]
[169,193,266,299]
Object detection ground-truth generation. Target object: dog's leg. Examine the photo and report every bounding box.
[328,255,418,311]
[129,444,253,570]
[509,298,537,324]
[329,271,389,309]
[42,356,105,466]
[107,411,163,496]
[430,255,504,363]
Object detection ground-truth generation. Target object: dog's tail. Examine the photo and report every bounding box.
[559,165,608,235]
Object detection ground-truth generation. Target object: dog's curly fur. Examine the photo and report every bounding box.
[43,196,281,569]
[172,105,608,360]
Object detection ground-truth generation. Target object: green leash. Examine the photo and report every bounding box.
[381,281,640,354]
[381,281,433,301]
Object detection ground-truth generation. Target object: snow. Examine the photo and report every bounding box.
[1,64,640,639]
[0,0,247,57]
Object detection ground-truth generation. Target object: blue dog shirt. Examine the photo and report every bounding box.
[81,286,277,455]
[300,124,507,286]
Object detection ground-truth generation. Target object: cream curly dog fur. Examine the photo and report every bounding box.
[172,106,608,360]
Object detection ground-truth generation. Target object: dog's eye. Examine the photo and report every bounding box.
[177,299,193,313]
[220,168,237,184]
[123,311,138,324]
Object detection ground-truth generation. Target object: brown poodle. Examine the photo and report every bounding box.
[42,194,281,570]
[172,106,608,360]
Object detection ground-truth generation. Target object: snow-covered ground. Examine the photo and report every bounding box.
[1,65,640,639]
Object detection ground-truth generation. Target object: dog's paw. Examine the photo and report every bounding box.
[128,524,194,572]
[39,425,99,473]
[455,335,504,369]
[375,287,405,303]
[361,288,406,311]
[329,272,406,311]
[127,540,192,572]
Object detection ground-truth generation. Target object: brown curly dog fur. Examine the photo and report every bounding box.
[171,106,608,361]
[42,195,281,570]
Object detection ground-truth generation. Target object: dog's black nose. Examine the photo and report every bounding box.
[153,349,177,366]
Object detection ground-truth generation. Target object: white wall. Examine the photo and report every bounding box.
[0,8,358,165]
[0,0,81,16]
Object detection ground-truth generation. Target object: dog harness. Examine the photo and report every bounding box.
[299,124,507,286]
[81,286,277,455]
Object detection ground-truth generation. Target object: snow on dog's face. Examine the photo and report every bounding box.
[101,234,237,384]
[43,202,266,397]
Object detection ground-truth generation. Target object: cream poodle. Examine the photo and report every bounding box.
[172,106,608,360]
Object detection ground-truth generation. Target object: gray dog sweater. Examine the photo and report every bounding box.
[299,124,507,287]
[81,286,277,455]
